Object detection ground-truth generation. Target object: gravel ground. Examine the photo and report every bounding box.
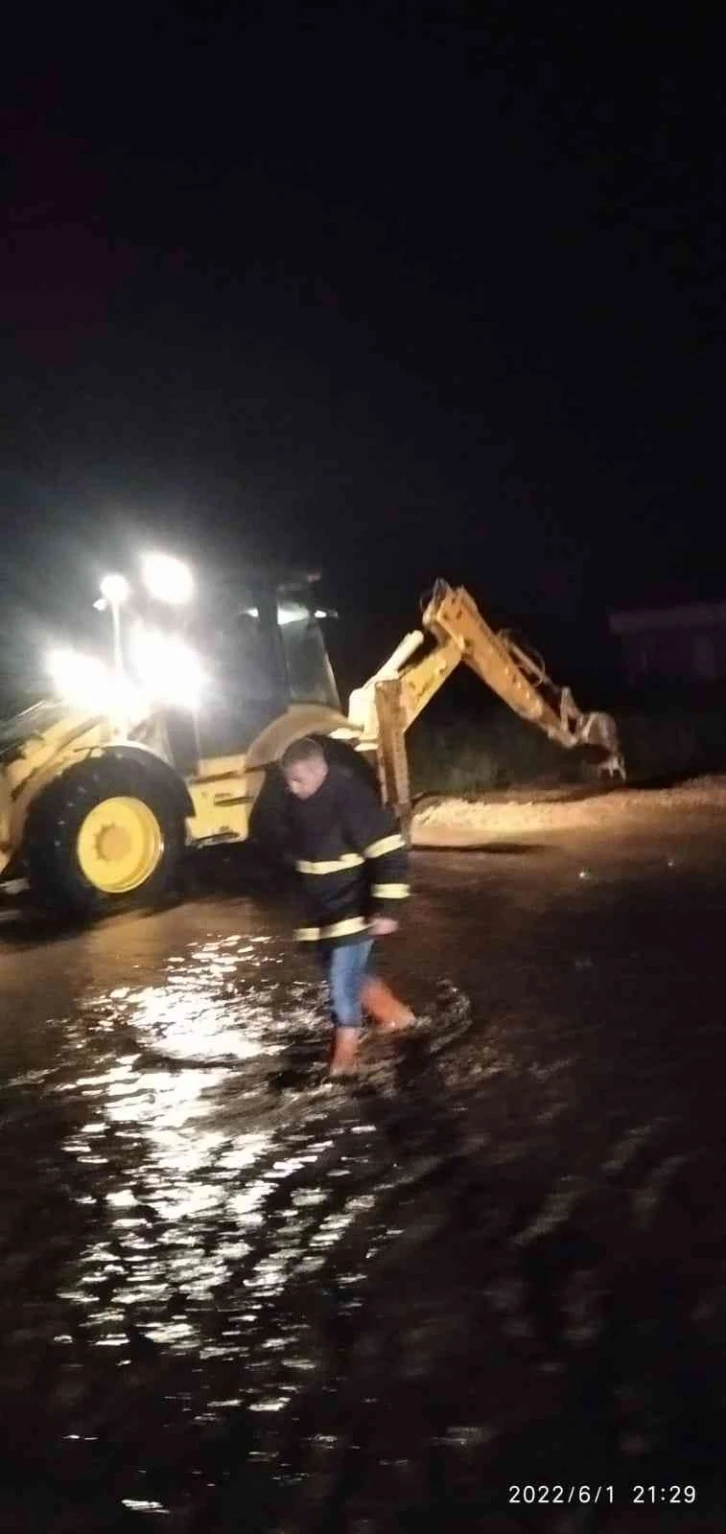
[412,774,726,844]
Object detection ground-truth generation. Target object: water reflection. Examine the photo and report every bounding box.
[60,930,395,1417]
[3,835,723,1528]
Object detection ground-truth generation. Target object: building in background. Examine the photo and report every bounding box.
[609,603,726,687]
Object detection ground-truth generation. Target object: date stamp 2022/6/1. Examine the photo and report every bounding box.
[508,1484,698,1508]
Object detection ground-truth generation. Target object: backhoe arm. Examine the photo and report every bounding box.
[347,624,464,819]
[347,578,624,818]
[420,580,624,775]
[348,629,462,743]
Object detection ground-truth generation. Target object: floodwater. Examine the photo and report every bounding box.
[1,819,725,1532]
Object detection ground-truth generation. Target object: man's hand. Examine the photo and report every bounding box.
[370,915,399,937]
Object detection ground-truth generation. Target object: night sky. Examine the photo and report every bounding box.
[2,3,725,691]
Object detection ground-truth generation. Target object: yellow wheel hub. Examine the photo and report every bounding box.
[76,796,163,895]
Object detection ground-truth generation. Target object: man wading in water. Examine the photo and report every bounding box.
[279,737,414,1077]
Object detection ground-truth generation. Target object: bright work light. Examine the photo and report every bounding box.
[100,573,130,607]
[141,553,194,605]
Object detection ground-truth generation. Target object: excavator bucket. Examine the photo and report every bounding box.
[578,710,625,779]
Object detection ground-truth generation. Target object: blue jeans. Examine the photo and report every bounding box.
[319,939,375,1030]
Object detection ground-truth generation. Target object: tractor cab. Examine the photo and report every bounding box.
[163,568,341,766]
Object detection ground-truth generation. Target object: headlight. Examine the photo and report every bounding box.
[46,648,114,710]
[129,625,205,709]
[141,553,194,606]
[45,648,141,717]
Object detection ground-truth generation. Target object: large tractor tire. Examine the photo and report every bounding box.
[24,758,186,917]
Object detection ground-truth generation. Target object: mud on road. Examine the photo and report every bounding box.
[1,795,725,1531]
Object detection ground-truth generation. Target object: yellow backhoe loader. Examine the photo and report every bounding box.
[0,568,623,916]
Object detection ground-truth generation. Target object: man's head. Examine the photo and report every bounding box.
[280,737,329,799]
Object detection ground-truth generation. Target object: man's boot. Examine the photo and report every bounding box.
[361,976,415,1033]
[329,1027,361,1077]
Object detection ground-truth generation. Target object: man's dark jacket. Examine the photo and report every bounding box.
[281,765,410,949]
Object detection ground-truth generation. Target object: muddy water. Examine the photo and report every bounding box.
[1,825,725,1531]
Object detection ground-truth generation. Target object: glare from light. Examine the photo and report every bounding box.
[46,648,142,717]
[129,623,205,709]
[141,553,194,605]
[314,610,326,619]
[100,573,131,607]
[47,648,108,708]
[277,603,308,626]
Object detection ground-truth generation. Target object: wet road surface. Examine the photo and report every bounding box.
[1,819,725,1531]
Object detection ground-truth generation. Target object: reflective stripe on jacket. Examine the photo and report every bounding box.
[288,766,410,947]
